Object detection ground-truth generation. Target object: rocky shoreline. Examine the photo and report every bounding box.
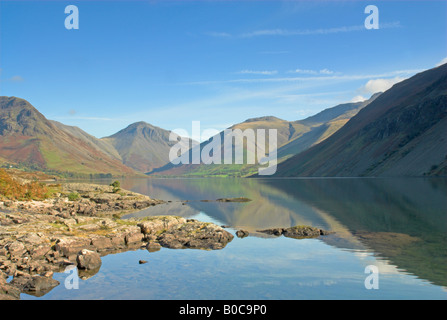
[0,183,234,300]
[0,182,332,300]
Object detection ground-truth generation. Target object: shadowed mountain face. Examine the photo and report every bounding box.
[274,64,447,177]
[102,121,193,173]
[0,96,136,176]
[149,94,379,177]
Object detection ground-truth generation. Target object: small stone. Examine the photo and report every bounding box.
[236,230,249,238]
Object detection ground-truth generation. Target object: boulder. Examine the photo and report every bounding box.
[137,216,186,235]
[9,274,59,297]
[6,241,26,258]
[282,226,326,239]
[55,237,92,258]
[157,220,234,250]
[90,237,113,250]
[76,249,102,270]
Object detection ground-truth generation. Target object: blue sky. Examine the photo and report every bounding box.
[1,0,446,140]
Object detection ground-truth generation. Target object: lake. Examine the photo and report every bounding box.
[22,177,447,300]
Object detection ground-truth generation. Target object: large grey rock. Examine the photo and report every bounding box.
[9,274,59,297]
[138,216,186,235]
[157,220,234,250]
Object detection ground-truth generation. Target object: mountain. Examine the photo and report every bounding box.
[149,94,379,177]
[102,121,193,173]
[0,96,137,176]
[273,64,447,177]
[148,116,307,177]
[51,120,122,161]
[277,93,381,160]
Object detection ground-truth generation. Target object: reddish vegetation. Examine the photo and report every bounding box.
[0,136,46,168]
[0,168,53,201]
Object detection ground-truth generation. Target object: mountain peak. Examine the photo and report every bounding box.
[0,96,51,136]
[243,116,284,123]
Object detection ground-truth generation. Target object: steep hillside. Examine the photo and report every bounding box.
[51,120,122,162]
[0,96,137,177]
[277,93,381,159]
[274,64,447,177]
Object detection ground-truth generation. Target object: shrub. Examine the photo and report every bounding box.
[68,192,80,201]
[110,180,120,188]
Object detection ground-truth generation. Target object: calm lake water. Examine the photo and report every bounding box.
[23,177,447,300]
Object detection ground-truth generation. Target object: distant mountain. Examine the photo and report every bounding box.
[0,96,137,176]
[149,94,379,177]
[102,121,193,173]
[273,64,447,177]
[148,116,307,177]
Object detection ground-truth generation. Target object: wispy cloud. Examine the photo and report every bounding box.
[205,31,232,38]
[184,69,422,86]
[236,69,278,75]
[207,21,401,39]
[288,68,335,75]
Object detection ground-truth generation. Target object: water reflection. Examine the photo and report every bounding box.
[121,177,447,288]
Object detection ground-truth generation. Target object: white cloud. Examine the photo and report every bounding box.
[288,69,318,75]
[351,95,366,103]
[288,68,335,75]
[436,57,447,67]
[359,76,406,95]
[319,68,334,75]
[237,70,278,75]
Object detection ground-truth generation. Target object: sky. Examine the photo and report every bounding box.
[0,0,446,140]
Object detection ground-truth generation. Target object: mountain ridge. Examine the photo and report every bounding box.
[273,63,447,177]
[148,93,380,177]
[0,96,137,176]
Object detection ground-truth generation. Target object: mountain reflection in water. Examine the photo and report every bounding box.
[121,177,447,288]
